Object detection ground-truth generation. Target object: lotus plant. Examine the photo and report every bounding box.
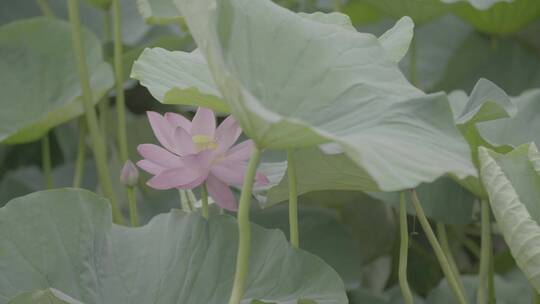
[137,107,269,212]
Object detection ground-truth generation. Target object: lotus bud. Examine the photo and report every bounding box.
[120,159,139,187]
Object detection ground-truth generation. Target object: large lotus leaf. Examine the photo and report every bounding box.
[446,78,515,197]
[173,0,474,191]
[441,0,540,34]
[131,15,413,112]
[426,272,533,303]
[478,88,540,149]
[0,189,347,303]
[479,144,540,292]
[355,0,449,24]
[0,18,113,144]
[9,289,83,304]
[252,202,363,290]
[136,0,183,25]
[131,48,230,112]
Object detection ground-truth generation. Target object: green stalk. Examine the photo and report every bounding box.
[437,223,466,295]
[410,189,468,304]
[179,189,194,212]
[398,192,414,304]
[477,200,492,304]
[37,0,55,17]
[98,97,108,137]
[488,247,495,303]
[127,187,139,226]
[287,149,299,248]
[41,133,54,189]
[73,119,87,187]
[111,0,129,162]
[67,0,123,224]
[201,183,209,219]
[228,147,261,304]
[534,291,540,304]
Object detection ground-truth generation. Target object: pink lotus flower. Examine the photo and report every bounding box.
[137,107,268,211]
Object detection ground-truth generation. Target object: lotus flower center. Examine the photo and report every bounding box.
[192,135,218,152]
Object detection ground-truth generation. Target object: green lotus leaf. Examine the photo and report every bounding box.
[477,88,540,148]
[0,18,113,144]
[479,144,540,292]
[136,0,183,25]
[131,15,412,112]
[377,16,414,63]
[426,272,533,303]
[354,0,449,24]
[9,289,83,304]
[446,78,515,197]
[169,0,475,191]
[442,0,540,34]
[131,48,230,112]
[296,12,357,31]
[252,202,364,289]
[0,189,347,303]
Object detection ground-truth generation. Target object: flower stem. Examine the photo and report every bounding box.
[111,0,129,163]
[67,0,123,224]
[287,149,299,248]
[127,186,139,226]
[41,133,54,189]
[36,0,55,17]
[477,200,492,304]
[201,183,209,219]
[228,146,261,304]
[98,97,108,137]
[73,119,87,187]
[398,192,414,304]
[437,223,466,295]
[179,189,194,212]
[409,189,468,304]
[534,290,540,304]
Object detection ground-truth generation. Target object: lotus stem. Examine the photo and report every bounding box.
[399,192,414,304]
[228,147,261,304]
[287,149,299,248]
[410,189,468,304]
[67,0,124,224]
[179,189,194,212]
[437,223,466,295]
[127,187,139,227]
[111,0,129,163]
[98,97,108,137]
[73,119,86,187]
[36,0,55,17]
[477,200,492,304]
[41,133,54,189]
[201,183,209,219]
